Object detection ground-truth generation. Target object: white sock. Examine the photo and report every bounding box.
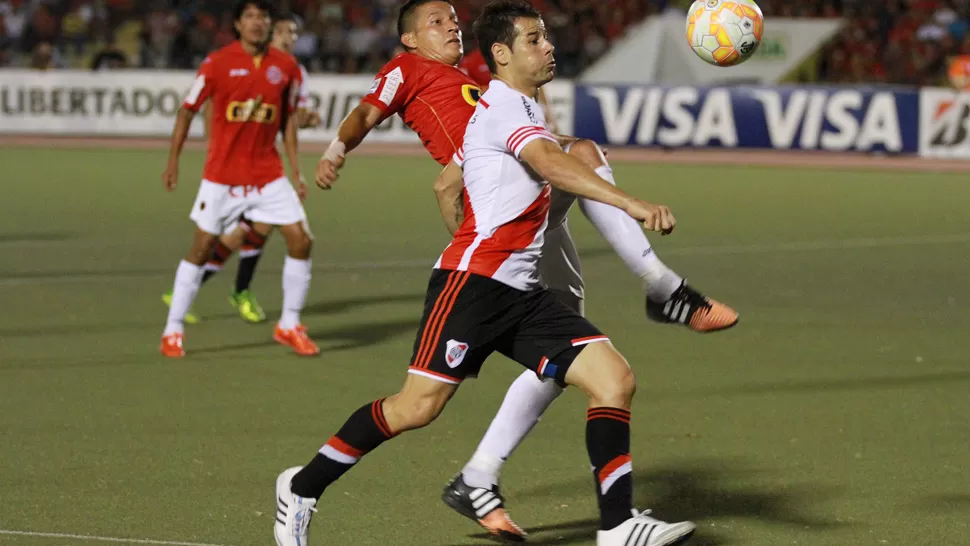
[279,256,311,330]
[461,370,565,488]
[164,260,205,335]
[578,165,684,302]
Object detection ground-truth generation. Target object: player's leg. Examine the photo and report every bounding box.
[161,181,241,357]
[275,269,501,546]
[275,373,458,546]
[567,139,738,332]
[245,177,318,355]
[229,218,272,323]
[448,223,580,517]
[161,220,246,324]
[274,221,318,355]
[563,342,695,546]
[501,292,694,545]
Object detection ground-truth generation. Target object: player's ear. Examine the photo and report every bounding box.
[491,43,511,69]
[401,32,418,49]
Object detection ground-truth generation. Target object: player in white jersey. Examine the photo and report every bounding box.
[274,2,696,545]
[162,10,321,325]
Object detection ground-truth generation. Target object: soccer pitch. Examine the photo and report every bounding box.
[1,147,968,545]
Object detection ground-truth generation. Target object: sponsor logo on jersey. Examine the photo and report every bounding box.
[521,96,538,124]
[226,97,277,123]
[445,340,469,369]
[462,84,482,106]
[229,68,249,77]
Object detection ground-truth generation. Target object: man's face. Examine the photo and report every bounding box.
[234,4,270,46]
[506,17,555,86]
[408,1,463,65]
[272,20,298,53]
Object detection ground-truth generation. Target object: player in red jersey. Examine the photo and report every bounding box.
[159,0,319,358]
[162,10,322,326]
[311,0,737,539]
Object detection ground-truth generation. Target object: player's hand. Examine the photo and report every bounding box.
[306,111,322,128]
[315,156,343,190]
[624,198,675,235]
[162,162,179,192]
[295,174,309,201]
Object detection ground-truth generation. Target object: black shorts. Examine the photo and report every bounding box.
[407,269,609,385]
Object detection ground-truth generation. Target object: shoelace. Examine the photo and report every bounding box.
[292,503,318,536]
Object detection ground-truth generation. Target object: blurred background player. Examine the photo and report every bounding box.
[313,0,736,538]
[162,10,321,325]
[276,4,695,545]
[160,0,318,358]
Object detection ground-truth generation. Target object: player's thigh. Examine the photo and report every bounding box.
[382,373,460,433]
[407,269,516,386]
[189,180,248,237]
[563,341,636,409]
[245,177,308,231]
[498,289,606,385]
[539,221,585,306]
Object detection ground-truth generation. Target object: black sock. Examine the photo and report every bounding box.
[587,407,633,530]
[201,240,233,286]
[290,399,396,499]
[234,224,267,293]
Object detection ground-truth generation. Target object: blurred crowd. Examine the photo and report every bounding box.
[2,0,970,86]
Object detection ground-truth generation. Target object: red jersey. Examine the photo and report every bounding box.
[362,53,481,166]
[182,41,303,186]
[459,49,492,88]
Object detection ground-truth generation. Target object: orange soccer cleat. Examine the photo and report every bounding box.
[647,282,739,333]
[160,333,186,358]
[274,324,321,356]
[442,474,528,542]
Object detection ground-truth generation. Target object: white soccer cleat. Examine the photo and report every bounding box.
[274,466,317,546]
[597,509,696,546]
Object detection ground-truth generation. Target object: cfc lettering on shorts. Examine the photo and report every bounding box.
[445,339,469,369]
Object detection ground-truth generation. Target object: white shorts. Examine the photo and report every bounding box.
[539,219,585,310]
[189,177,308,236]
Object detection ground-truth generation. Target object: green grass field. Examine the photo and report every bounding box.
[1,147,969,546]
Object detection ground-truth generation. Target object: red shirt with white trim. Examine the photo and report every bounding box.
[182,41,303,187]
[362,52,482,166]
[435,81,558,291]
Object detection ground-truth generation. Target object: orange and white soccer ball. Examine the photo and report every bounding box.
[686,0,764,67]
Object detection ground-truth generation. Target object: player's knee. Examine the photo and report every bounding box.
[571,346,637,408]
[567,139,607,170]
[286,230,312,259]
[186,230,218,265]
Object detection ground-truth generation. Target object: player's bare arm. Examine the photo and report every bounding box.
[162,107,195,192]
[296,107,322,129]
[432,160,464,235]
[520,138,675,234]
[283,108,306,200]
[315,102,383,189]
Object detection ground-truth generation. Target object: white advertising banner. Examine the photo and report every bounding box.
[0,69,574,141]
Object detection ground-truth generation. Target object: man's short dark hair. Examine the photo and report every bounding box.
[473,0,541,74]
[273,10,300,27]
[397,0,454,39]
[233,0,274,24]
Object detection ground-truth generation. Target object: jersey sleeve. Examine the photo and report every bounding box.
[297,65,310,108]
[488,98,557,159]
[182,56,216,112]
[361,55,415,116]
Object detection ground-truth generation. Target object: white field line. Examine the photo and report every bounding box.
[0,529,229,546]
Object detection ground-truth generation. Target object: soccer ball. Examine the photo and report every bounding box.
[686,0,764,67]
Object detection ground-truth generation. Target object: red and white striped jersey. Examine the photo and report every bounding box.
[435,81,559,291]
